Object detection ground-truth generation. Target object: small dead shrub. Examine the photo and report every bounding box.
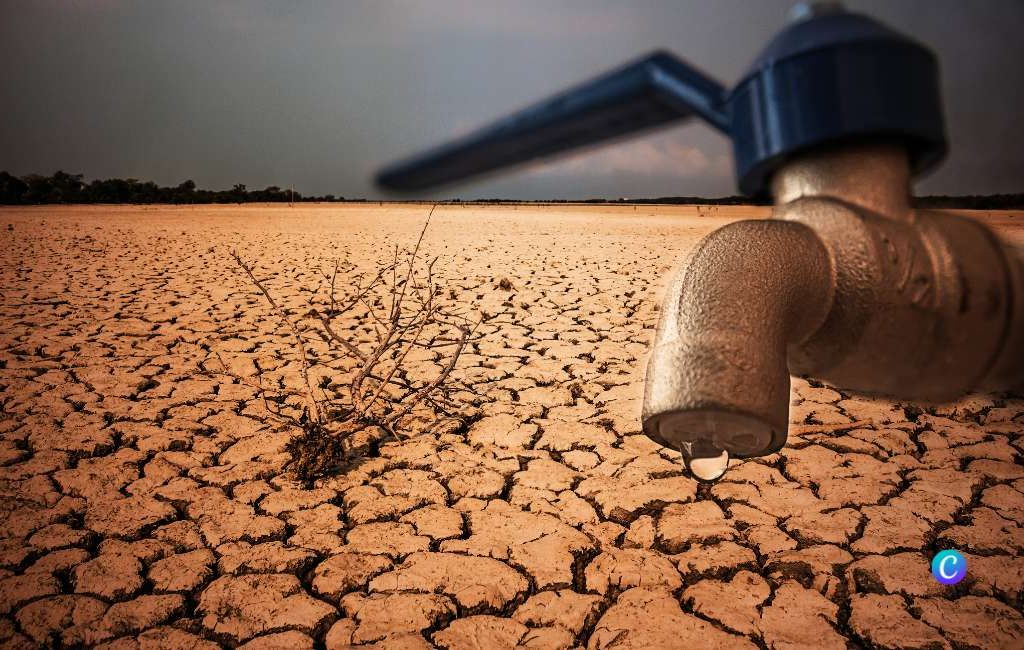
[205,207,481,480]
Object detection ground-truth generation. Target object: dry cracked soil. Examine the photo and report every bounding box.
[1,203,1023,649]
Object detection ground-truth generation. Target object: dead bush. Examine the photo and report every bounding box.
[204,207,481,480]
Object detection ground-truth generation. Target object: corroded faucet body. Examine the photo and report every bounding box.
[643,143,1024,457]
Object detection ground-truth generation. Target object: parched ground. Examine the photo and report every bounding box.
[1,203,1023,649]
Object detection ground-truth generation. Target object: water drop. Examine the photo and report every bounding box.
[678,441,730,483]
[685,450,730,482]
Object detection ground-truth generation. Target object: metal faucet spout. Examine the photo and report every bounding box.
[642,143,1024,459]
[642,219,833,457]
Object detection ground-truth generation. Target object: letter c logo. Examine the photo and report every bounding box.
[931,550,966,585]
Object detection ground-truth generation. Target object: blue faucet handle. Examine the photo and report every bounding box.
[375,51,728,192]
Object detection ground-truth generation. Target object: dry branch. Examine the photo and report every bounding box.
[207,206,480,480]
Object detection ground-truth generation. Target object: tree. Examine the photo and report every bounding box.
[50,170,85,203]
[0,171,27,203]
[22,174,58,203]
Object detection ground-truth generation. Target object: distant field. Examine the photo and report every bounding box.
[1,204,1021,648]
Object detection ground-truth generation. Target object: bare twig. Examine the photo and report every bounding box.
[308,308,367,362]
[200,352,304,427]
[230,250,323,423]
[206,204,479,480]
[385,318,479,427]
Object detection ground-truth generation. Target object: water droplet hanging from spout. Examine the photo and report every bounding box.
[678,441,730,483]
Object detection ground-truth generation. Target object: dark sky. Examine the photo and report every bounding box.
[2,0,1022,200]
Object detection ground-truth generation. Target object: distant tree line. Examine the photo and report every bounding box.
[912,195,1024,210]
[2,170,1021,208]
[0,171,345,204]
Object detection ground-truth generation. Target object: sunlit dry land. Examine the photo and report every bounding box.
[1,203,1022,649]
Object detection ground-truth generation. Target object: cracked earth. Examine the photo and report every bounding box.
[1,203,1023,649]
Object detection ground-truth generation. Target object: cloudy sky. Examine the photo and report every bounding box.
[1,0,1022,199]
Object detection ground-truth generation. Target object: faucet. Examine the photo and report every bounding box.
[374,3,1024,473]
[644,140,1023,475]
